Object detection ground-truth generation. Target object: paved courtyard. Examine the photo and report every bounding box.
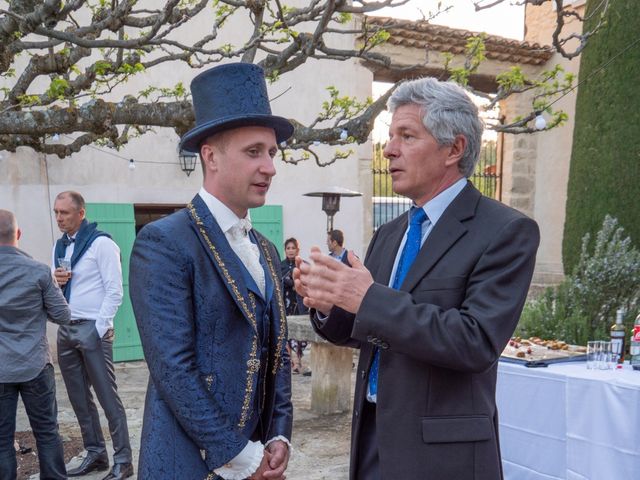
[16,346,353,480]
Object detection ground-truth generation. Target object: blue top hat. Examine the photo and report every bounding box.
[179,63,294,153]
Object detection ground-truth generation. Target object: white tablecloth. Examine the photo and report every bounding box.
[497,361,640,480]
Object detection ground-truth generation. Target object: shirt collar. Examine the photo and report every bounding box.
[417,177,467,226]
[198,187,251,233]
[0,245,29,257]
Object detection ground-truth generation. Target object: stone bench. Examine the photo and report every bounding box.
[287,315,353,415]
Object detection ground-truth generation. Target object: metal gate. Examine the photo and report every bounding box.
[372,137,502,231]
[470,138,502,202]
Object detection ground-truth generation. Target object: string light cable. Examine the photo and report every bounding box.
[54,133,184,168]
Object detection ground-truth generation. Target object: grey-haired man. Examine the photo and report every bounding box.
[297,77,540,480]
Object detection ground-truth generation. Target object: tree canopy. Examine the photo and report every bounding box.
[0,0,606,164]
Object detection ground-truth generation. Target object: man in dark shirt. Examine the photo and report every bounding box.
[0,209,71,480]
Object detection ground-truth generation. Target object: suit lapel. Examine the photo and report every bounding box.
[187,195,257,333]
[401,183,481,292]
[255,234,288,375]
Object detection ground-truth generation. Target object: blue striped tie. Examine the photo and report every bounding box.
[368,206,428,401]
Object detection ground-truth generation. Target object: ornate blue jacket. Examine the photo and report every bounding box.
[130,195,292,479]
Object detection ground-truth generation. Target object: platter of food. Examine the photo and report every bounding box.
[500,336,587,367]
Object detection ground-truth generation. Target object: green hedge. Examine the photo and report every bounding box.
[562,0,640,272]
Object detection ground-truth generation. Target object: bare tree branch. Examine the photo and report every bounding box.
[474,0,609,59]
[0,0,608,163]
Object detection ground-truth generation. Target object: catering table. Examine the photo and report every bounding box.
[497,360,640,480]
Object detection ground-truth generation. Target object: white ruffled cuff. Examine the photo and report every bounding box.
[214,440,263,480]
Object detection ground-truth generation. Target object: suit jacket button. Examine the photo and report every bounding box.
[361,370,366,379]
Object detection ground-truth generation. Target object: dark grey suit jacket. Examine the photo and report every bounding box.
[313,183,540,480]
[0,246,70,383]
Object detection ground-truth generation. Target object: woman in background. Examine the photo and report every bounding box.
[281,237,309,374]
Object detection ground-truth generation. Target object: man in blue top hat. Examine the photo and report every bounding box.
[130,63,293,480]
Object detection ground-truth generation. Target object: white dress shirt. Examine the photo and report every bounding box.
[198,188,290,480]
[52,235,123,338]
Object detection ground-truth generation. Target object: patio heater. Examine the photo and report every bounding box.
[304,186,362,232]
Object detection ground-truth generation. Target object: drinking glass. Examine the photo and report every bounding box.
[587,340,599,369]
[598,341,612,370]
[57,258,71,272]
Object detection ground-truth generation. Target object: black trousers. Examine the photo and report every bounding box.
[356,400,381,480]
[57,320,132,463]
[0,364,66,480]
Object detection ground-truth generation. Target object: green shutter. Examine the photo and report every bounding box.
[250,205,284,259]
[85,203,141,362]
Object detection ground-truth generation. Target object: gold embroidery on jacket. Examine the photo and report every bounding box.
[188,203,258,430]
[260,238,288,374]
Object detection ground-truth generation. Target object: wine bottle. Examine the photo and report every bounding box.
[610,308,626,364]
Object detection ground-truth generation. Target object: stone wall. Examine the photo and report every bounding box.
[500,91,538,219]
[523,1,586,286]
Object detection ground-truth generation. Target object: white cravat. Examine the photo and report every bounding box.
[227,218,266,298]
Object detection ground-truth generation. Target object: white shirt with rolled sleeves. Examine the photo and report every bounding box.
[52,235,123,338]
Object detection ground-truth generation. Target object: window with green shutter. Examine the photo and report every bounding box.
[250,205,284,259]
[85,203,141,362]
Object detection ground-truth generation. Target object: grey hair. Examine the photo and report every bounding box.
[387,77,484,177]
[0,209,17,244]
